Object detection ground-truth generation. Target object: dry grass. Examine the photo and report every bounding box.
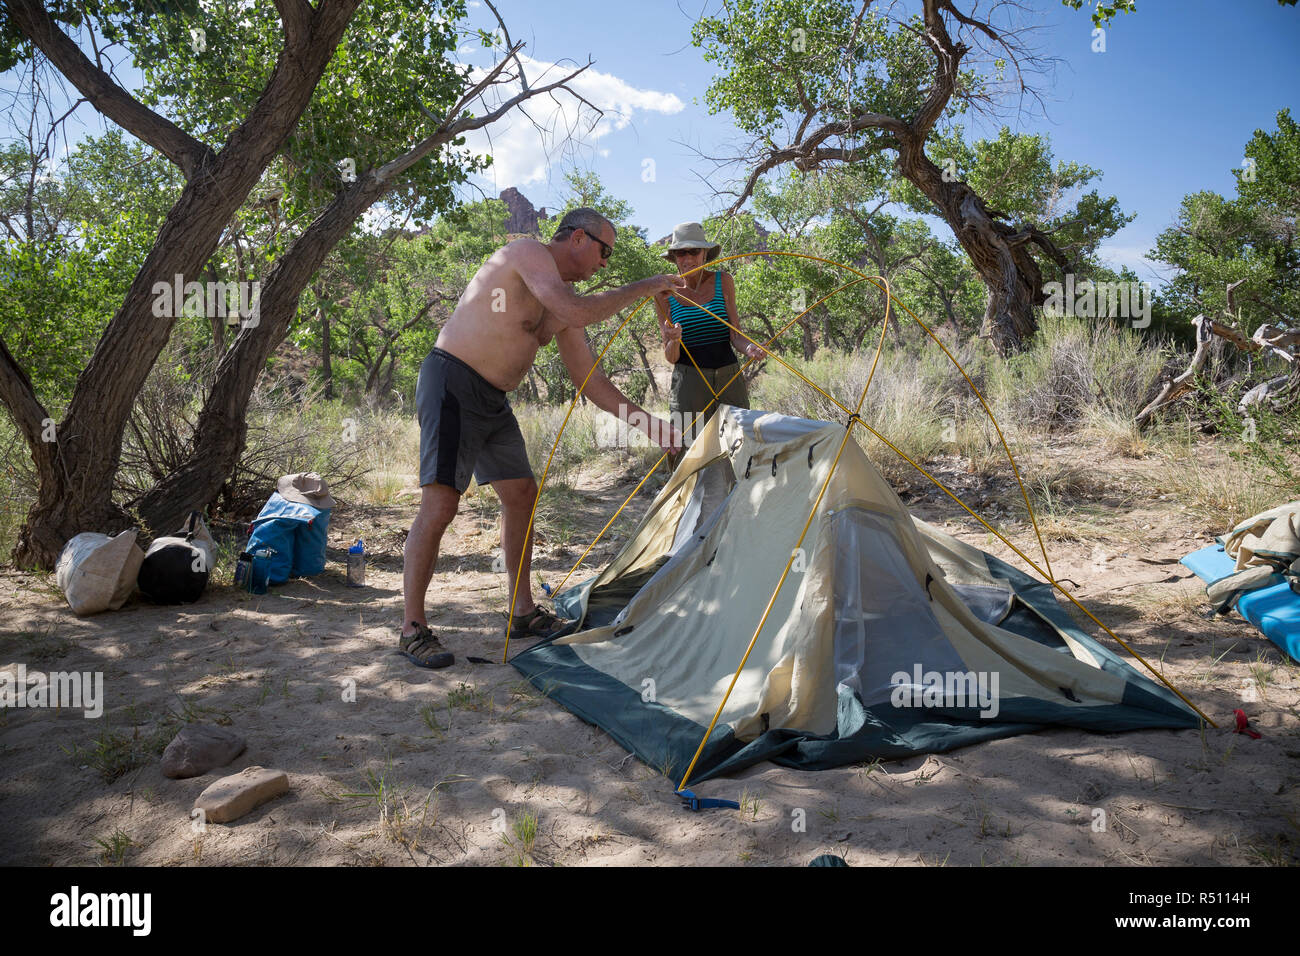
[353,417,420,504]
[1150,438,1283,529]
[1081,407,1153,459]
[990,316,1169,432]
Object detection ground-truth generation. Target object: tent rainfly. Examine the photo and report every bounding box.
[511,406,1202,786]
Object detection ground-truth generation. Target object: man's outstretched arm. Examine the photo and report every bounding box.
[514,242,686,330]
[555,327,681,452]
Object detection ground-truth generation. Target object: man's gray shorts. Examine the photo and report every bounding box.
[416,348,534,494]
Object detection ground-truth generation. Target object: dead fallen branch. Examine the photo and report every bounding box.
[1135,287,1298,430]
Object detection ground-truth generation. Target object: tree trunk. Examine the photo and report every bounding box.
[129,169,393,537]
[380,352,397,400]
[940,289,963,339]
[851,318,874,352]
[886,307,905,345]
[626,326,660,401]
[3,2,584,565]
[364,335,392,400]
[6,1,360,567]
[206,264,227,352]
[319,303,333,400]
[894,140,1064,356]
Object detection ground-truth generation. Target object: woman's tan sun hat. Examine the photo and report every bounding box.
[662,221,722,263]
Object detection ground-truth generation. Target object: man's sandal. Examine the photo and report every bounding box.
[505,605,573,641]
[399,622,454,669]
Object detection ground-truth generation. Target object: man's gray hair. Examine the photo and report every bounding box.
[553,207,614,241]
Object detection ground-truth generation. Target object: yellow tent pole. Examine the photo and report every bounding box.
[675,319,890,793]
[846,417,1216,727]
[678,251,1056,584]
[878,298,1057,584]
[502,297,658,661]
[503,261,725,660]
[549,275,874,599]
[551,452,669,598]
[678,340,722,402]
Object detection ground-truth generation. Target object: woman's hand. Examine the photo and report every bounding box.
[741,341,765,361]
[661,319,682,363]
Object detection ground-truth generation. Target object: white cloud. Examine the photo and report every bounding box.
[456,55,684,187]
[1097,243,1164,282]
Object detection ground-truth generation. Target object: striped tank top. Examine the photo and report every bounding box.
[668,272,736,369]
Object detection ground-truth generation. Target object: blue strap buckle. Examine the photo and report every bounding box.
[677,788,740,812]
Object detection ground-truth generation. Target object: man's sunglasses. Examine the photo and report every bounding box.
[558,227,613,260]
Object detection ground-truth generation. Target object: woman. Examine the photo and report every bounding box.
[652,222,764,444]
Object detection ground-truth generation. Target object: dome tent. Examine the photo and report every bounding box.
[511,406,1202,787]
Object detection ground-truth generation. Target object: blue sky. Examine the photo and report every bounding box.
[11,0,1299,284]
[454,0,1300,281]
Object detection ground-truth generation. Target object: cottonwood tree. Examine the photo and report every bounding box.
[691,0,1135,354]
[719,168,959,355]
[1152,110,1299,338]
[1145,109,1300,421]
[0,0,597,567]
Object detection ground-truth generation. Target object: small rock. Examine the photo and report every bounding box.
[193,766,289,823]
[161,724,246,778]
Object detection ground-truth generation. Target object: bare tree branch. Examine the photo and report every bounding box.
[724,113,906,214]
[4,0,216,180]
[382,53,596,185]
[483,0,529,92]
[130,37,606,532]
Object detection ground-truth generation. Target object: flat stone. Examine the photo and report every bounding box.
[161,724,246,779]
[193,766,289,824]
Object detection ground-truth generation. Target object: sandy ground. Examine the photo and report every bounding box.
[1,438,1297,867]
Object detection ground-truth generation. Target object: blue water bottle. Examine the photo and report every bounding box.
[233,551,253,588]
[346,539,365,587]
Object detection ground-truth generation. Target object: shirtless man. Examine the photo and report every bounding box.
[399,208,688,668]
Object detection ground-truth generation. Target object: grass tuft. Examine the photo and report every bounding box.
[94,829,136,866]
[447,682,492,713]
[501,809,539,866]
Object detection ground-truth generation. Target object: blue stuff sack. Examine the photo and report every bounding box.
[245,492,331,585]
